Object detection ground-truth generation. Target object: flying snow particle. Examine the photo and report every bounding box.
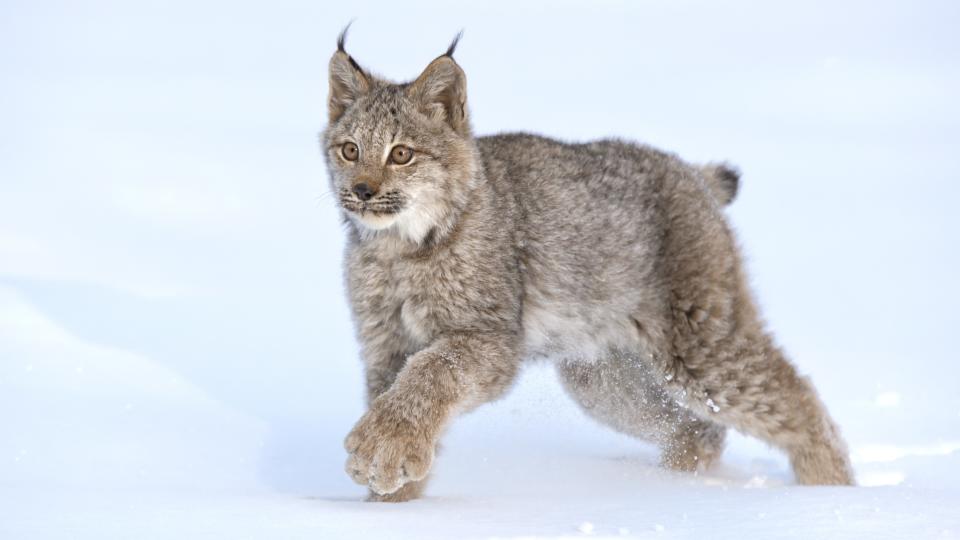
[874,391,901,408]
[705,398,720,413]
[577,522,595,535]
[744,475,768,488]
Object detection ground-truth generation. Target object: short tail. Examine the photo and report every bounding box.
[700,162,740,206]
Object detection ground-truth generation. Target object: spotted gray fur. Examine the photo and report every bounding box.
[322,32,854,501]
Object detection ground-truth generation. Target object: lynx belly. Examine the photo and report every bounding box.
[521,298,644,362]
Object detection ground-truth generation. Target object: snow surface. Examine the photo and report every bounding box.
[2,0,959,538]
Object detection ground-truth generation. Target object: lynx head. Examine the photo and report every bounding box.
[322,27,479,244]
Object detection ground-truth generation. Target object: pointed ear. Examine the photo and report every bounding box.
[328,50,370,123]
[407,56,469,134]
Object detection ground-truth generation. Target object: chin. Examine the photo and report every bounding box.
[352,211,400,231]
[348,204,440,245]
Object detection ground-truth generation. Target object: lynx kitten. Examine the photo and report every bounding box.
[322,29,854,502]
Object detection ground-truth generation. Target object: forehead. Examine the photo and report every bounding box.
[330,83,441,146]
[337,85,408,136]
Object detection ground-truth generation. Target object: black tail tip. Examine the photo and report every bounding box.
[717,164,741,194]
[704,162,741,206]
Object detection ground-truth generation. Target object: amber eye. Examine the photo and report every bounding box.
[341,142,359,161]
[389,145,413,165]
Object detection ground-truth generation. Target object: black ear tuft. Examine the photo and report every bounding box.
[337,21,353,53]
[336,21,365,75]
[444,30,464,58]
[328,22,371,123]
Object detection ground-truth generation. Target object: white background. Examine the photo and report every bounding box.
[2,1,958,538]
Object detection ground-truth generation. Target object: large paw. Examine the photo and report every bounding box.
[344,402,435,496]
[366,480,427,503]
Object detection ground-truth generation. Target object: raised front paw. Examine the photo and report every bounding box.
[344,401,435,496]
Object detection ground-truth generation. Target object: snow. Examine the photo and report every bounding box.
[2,0,960,538]
[705,398,720,413]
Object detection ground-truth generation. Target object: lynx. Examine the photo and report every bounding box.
[322,29,854,502]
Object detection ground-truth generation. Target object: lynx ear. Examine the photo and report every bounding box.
[408,52,469,135]
[328,28,370,123]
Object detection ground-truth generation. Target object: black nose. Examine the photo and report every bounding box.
[352,182,376,201]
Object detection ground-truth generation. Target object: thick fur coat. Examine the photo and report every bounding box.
[322,30,854,501]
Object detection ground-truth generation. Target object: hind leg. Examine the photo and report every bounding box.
[643,183,853,484]
[558,353,726,473]
[657,327,854,485]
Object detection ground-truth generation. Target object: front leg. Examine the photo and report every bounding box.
[361,349,431,503]
[345,333,519,497]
